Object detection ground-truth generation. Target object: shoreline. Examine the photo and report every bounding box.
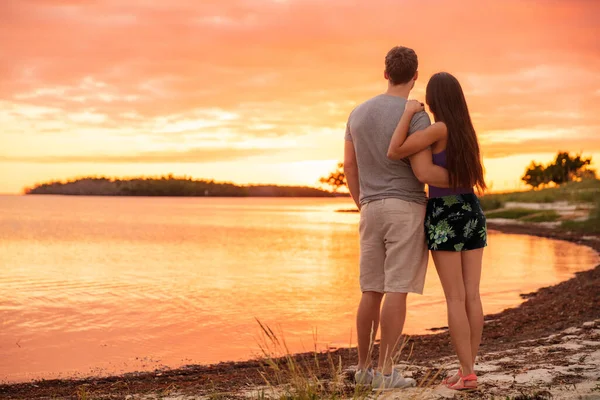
[1,223,599,399]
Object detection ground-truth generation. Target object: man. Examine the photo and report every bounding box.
[344,46,449,389]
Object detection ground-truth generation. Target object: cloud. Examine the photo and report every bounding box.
[482,136,600,159]
[0,147,279,164]
[2,0,599,116]
[0,0,599,192]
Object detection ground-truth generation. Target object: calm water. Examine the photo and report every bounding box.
[0,196,598,383]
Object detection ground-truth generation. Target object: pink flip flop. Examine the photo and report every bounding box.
[449,372,478,391]
[442,369,461,387]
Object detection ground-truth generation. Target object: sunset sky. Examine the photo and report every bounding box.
[1,0,599,194]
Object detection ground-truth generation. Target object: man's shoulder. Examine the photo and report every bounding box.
[409,110,432,134]
[358,94,396,108]
[349,97,374,116]
[350,95,396,118]
[412,110,431,123]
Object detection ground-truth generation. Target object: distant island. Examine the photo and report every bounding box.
[25,176,344,198]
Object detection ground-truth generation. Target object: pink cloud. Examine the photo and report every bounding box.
[0,0,599,188]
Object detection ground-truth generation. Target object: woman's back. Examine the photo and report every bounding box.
[428,150,474,198]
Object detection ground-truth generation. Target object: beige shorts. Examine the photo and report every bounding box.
[359,198,428,294]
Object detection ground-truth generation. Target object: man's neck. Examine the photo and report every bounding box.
[385,83,412,99]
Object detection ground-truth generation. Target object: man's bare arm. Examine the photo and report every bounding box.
[344,140,361,209]
[409,148,450,188]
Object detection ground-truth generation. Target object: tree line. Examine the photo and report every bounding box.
[25,175,338,197]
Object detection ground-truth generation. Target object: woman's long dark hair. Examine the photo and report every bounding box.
[426,72,487,193]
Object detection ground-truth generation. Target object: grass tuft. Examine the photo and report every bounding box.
[76,385,90,400]
[252,320,439,399]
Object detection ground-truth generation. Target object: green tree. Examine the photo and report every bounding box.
[521,161,549,189]
[521,151,595,189]
[545,152,593,184]
[319,162,346,192]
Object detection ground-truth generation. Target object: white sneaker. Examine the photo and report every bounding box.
[354,368,374,385]
[372,369,416,390]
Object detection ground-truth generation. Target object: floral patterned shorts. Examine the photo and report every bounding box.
[425,194,487,252]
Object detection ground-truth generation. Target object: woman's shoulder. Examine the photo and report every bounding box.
[426,121,448,139]
[431,121,447,130]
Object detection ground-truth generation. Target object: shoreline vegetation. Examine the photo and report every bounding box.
[1,220,599,398]
[480,179,600,234]
[24,176,344,198]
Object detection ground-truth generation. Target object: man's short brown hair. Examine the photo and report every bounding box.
[385,46,418,85]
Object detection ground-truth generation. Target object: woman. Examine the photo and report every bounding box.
[387,72,487,391]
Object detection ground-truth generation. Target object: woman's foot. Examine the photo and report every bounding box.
[442,370,461,387]
[449,373,477,390]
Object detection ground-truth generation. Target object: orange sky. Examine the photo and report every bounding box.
[1,0,599,194]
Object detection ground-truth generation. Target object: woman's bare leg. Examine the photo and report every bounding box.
[432,251,474,376]
[461,248,484,367]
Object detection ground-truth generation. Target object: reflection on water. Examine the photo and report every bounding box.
[0,196,597,382]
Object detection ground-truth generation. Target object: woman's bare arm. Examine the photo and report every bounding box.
[387,122,447,160]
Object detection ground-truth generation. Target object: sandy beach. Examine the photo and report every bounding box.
[1,222,599,400]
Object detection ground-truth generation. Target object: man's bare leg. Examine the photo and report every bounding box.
[377,292,407,374]
[357,291,384,370]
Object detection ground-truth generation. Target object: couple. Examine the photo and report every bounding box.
[344,46,487,391]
